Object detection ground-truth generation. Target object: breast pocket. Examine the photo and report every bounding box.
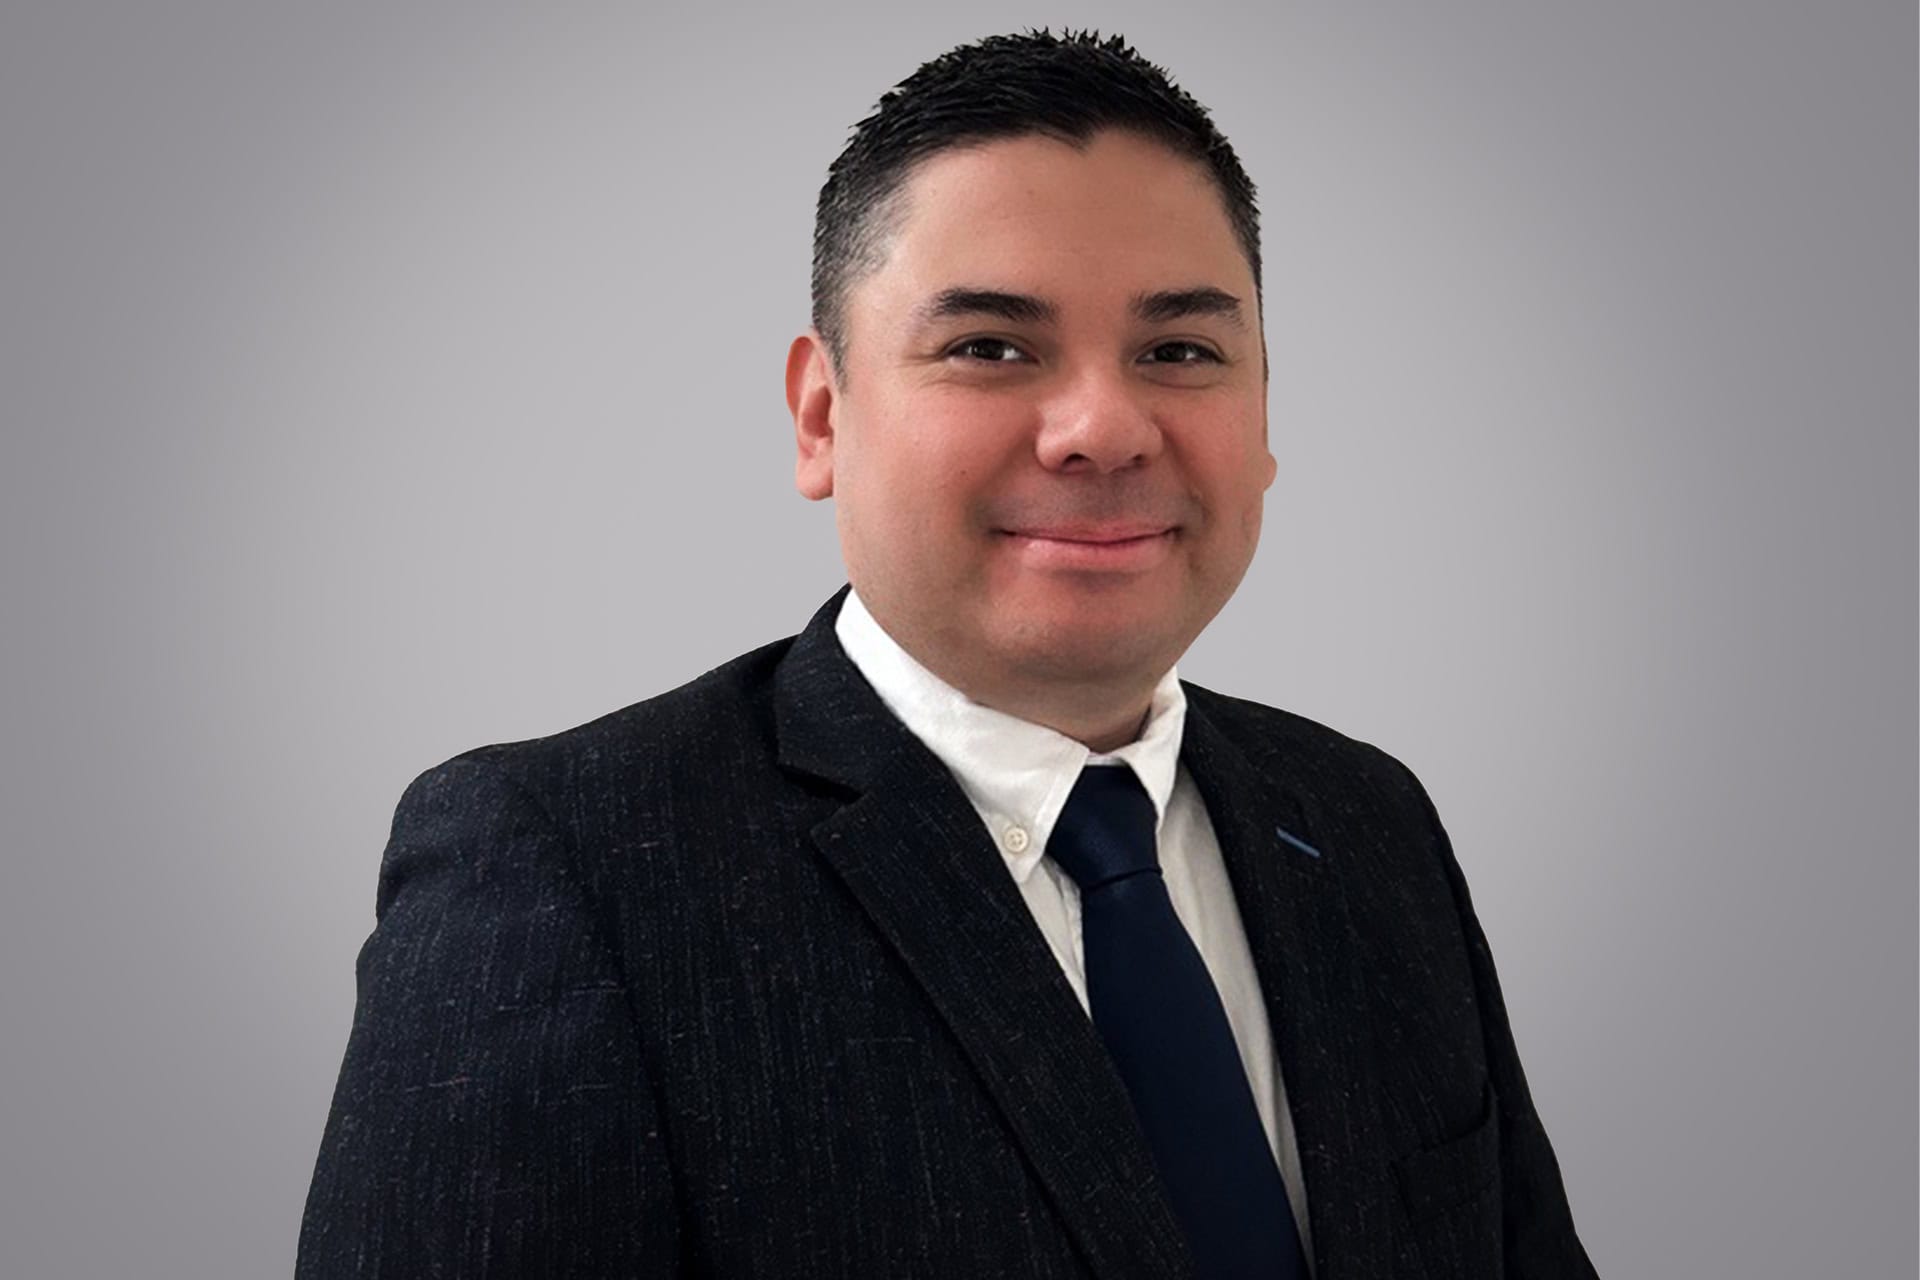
[1391,1083,1504,1280]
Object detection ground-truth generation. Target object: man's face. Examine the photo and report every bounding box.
[790,129,1275,700]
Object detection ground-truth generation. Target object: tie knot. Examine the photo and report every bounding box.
[1047,765,1159,891]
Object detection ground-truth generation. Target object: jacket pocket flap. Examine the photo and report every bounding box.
[1392,1082,1500,1221]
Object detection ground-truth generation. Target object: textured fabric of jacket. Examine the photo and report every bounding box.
[298,587,1597,1279]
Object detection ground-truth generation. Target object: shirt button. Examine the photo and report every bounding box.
[1003,825,1031,854]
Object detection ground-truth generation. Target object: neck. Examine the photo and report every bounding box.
[898,637,1152,752]
[846,588,1176,753]
[920,658,1163,753]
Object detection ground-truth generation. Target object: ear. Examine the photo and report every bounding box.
[787,330,839,501]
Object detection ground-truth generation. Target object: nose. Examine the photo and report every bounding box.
[1034,366,1164,474]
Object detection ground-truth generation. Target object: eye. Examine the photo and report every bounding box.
[947,337,1030,364]
[1140,340,1222,365]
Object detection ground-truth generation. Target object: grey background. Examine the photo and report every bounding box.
[2,2,1912,1275]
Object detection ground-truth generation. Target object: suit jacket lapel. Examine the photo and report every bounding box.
[1180,692,1395,1280]
[774,591,1194,1280]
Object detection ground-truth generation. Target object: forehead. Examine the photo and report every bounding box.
[857,130,1253,319]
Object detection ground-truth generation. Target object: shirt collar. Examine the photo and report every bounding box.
[834,587,1187,884]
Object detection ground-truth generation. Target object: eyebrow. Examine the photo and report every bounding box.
[1130,287,1248,330]
[914,288,1057,327]
[911,285,1247,331]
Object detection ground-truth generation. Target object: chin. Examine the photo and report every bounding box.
[992,612,1182,682]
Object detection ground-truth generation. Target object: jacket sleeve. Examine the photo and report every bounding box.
[1405,763,1601,1278]
[297,755,683,1278]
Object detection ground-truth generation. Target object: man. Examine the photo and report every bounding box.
[299,31,1595,1279]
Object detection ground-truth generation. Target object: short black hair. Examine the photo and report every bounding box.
[810,30,1261,372]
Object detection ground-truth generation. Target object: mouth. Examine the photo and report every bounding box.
[997,525,1179,572]
[1001,523,1178,544]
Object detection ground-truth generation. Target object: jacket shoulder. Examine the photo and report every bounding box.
[416,632,799,803]
[1180,679,1434,815]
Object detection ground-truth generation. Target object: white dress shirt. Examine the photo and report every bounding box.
[835,588,1314,1261]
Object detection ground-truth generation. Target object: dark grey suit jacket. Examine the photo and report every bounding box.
[299,587,1596,1278]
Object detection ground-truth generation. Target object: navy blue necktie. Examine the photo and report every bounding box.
[1049,764,1309,1280]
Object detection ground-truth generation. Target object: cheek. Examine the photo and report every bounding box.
[886,402,1017,503]
[843,418,990,549]
[1239,491,1267,544]
[1195,432,1272,548]
[1194,426,1269,494]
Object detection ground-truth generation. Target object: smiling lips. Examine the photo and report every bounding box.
[1000,523,1179,572]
